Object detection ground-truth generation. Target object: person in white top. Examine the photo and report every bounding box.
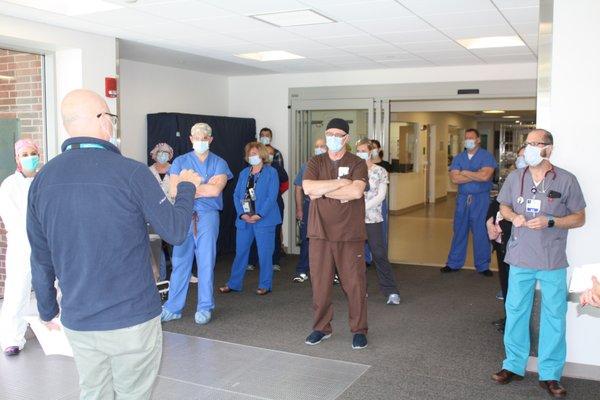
[356,138,400,305]
[0,139,42,356]
[149,142,173,199]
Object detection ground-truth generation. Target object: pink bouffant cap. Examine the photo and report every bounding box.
[15,138,40,156]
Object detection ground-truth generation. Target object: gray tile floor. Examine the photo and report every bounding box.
[0,331,369,400]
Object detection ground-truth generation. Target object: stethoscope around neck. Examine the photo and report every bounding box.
[517,165,557,204]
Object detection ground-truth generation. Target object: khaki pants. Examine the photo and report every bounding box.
[309,239,368,335]
[63,316,162,400]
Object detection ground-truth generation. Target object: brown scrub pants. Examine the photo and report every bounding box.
[309,238,368,335]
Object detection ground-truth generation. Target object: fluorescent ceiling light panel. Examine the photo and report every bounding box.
[457,35,525,49]
[482,110,505,114]
[236,51,304,62]
[5,0,123,16]
[251,10,335,27]
[502,115,521,118]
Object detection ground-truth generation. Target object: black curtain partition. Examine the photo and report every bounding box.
[147,112,256,254]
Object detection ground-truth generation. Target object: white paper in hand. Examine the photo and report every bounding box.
[569,264,600,293]
[24,316,73,357]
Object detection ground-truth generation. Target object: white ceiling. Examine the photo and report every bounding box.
[0,0,540,75]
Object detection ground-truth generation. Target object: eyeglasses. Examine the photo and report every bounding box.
[97,112,118,125]
[524,141,551,147]
[325,132,347,138]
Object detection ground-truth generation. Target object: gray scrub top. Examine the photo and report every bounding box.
[497,165,586,270]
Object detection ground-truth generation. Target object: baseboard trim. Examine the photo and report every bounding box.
[527,357,600,381]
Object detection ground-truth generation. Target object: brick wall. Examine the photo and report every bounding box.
[0,48,45,298]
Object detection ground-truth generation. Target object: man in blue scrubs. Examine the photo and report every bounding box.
[441,128,497,276]
[161,123,233,325]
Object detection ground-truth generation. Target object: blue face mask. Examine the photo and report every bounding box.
[259,136,271,145]
[314,147,326,156]
[464,139,476,150]
[193,140,209,154]
[21,155,39,172]
[357,152,370,160]
[248,155,261,166]
[326,135,344,152]
[156,152,169,164]
[515,155,527,169]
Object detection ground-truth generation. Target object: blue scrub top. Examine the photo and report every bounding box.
[169,151,233,212]
[294,162,310,204]
[449,148,497,194]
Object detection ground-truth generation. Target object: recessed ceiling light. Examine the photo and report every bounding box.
[457,36,525,49]
[482,110,505,114]
[502,115,521,118]
[251,9,335,27]
[235,51,305,62]
[4,0,123,16]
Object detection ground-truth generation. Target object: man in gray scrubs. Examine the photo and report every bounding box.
[491,129,586,398]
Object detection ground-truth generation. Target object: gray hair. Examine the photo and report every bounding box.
[191,123,212,137]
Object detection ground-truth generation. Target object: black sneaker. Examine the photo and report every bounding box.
[352,333,368,350]
[440,266,459,273]
[305,331,331,345]
[480,269,494,277]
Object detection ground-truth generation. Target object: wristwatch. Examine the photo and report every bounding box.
[547,215,555,228]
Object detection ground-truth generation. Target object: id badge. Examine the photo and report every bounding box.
[338,166,349,178]
[242,199,251,213]
[526,198,542,214]
[248,188,256,201]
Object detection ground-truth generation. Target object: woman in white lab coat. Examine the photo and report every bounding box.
[148,142,174,281]
[0,139,42,356]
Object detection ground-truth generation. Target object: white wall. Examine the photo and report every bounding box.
[229,63,537,247]
[0,15,117,156]
[537,0,600,368]
[119,59,229,163]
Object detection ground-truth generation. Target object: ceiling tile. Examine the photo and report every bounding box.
[129,22,207,40]
[522,33,538,52]
[378,59,434,68]
[397,40,465,52]
[470,46,533,57]
[432,57,485,66]
[349,16,432,34]
[134,0,231,20]
[492,0,539,9]
[366,52,423,62]
[314,54,372,64]
[442,24,516,39]
[180,32,250,48]
[480,54,538,63]
[285,22,364,38]
[340,43,403,54]
[300,0,385,7]
[285,46,354,58]
[407,48,473,58]
[511,22,539,35]
[78,8,166,28]
[202,0,309,15]
[422,10,507,29]
[228,27,305,43]
[314,34,386,47]
[376,30,448,43]
[309,0,413,21]
[397,0,496,15]
[185,15,271,32]
[499,6,539,25]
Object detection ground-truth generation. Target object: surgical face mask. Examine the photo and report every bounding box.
[314,147,326,156]
[248,154,261,166]
[357,152,370,160]
[259,136,271,146]
[326,135,344,152]
[20,155,39,172]
[156,152,169,164]
[371,149,380,158]
[464,139,476,150]
[268,154,274,163]
[515,155,527,169]
[524,144,546,167]
[193,140,209,154]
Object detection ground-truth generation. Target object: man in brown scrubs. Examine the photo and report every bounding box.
[302,118,369,349]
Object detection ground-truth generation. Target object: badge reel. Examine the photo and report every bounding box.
[526,187,541,215]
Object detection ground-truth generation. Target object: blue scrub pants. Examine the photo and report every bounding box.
[503,266,567,380]
[364,199,388,264]
[446,192,491,271]
[228,225,276,291]
[163,211,219,313]
[295,200,310,275]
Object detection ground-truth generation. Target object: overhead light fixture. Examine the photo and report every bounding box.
[0,75,15,81]
[235,50,304,62]
[457,36,525,49]
[482,110,505,114]
[502,115,521,118]
[4,0,123,16]
[251,9,335,27]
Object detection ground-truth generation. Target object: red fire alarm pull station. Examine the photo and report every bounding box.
[105,77,118,98]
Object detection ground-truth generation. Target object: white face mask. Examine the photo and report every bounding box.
[248,154,261,166]
[314,147,326,156]
[515,155,527,169]
[156,152,169,164]
[464,139,476,150]
[357,152,370,160]
[326,135,344,152]
[259,136,271,146]
[524,145,547,167]
[193,140,209,154]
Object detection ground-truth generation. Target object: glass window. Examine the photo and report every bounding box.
[390,121,419,173]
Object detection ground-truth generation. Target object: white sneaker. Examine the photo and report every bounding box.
[293,273,308,283]
[273,264,281,271]
[189,276,198,283]
[387,294,400,305]
[246,264,256,271]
